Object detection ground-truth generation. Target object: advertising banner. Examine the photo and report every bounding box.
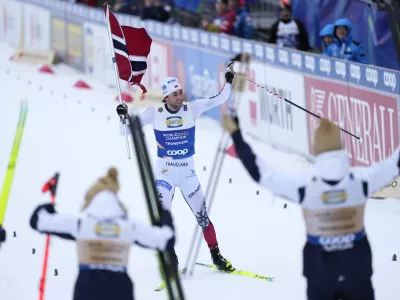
[142,39,172,94]
[66,20,84,71]
[65,2,86,72]
[239,60,268,143]
[22,3,51,50]
[172,42,228,120]
[50,2,67,61]
[263,65,309,154]
[83,22,114,87]
[0,1,23,48]
[305,76,399,166]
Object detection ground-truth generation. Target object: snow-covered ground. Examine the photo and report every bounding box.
[0,42,399,300]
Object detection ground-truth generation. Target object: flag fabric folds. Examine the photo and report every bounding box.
[104,5,152,93]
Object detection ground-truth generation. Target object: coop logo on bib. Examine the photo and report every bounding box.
[167,149,189,156]
[166,116,184,128]
[318,233,356,252]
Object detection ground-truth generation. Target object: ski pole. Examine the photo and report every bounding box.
[39,173,60,300]
[246,79,362,142]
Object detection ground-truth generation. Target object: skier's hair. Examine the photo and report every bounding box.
[313,119,342,156]
[81,168,127,215]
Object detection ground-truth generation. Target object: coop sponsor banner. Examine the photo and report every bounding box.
[347,62,399,95]
[0,1,23,47]
[83,22,115,87]
[305,76,399,167]
[50,2,67,60]
[22,2,51,50]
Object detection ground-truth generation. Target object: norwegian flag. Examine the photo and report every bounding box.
[104,4,152,93]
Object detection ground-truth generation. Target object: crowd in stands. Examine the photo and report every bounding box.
[73,0,368,64]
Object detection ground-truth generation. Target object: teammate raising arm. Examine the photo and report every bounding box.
[30,168,175,300]
[222,114,400,300]
[116,66,235,271]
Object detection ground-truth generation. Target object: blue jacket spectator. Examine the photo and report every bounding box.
[319,24,334,55]
[326,18,366,63]
[229,0,254,39]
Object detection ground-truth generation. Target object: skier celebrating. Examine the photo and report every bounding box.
[222,115,400,300]
[30,168,175,300]
[116,67,235,272]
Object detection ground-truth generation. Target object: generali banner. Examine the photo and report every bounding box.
[305,76,399,167]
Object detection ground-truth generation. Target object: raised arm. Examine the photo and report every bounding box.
[118,106,155,135]
[190,83,232,118]
[30,204,78,240]
[353,146,400,197]
[190,68,234,118]
[139,107,155,127]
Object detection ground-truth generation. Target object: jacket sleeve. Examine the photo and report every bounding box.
[325,43,335,58]
[133,221,174,251]
[268,20,279,44]
[295,19,311,51]
[231,129,309,203]
[235,13,254,39]
[354,43,367,63]
[30,205,78,240]
[353,147,400,197]
[242,14,254,39]
[119,107,154,136]
[190,83,232,118]
[220,11,236,35]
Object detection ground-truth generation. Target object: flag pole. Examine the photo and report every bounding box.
[104,3,132,159]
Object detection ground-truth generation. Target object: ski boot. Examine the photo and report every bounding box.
[210,246,235,272]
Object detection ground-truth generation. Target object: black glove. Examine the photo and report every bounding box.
[0,226,6,243]
[30,203,56,230]
[225,70,234,84]
[116,103,128,119]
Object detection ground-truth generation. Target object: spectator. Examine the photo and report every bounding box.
[141,0,170,22]
[268,0,310,51]
[326,18,366,63]
[202,0,236,35]
[228,0,254,39]
[76,0,96,6]
[114,0,140,15]
[319,24,334,55]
